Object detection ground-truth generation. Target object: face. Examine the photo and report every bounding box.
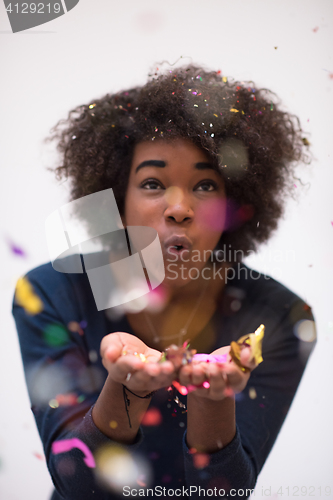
[123,139,226,288]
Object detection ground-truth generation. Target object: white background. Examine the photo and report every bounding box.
[0,1,332,499]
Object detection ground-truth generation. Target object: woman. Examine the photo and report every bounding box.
[13,65,316,499]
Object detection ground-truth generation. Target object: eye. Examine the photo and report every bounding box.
[195,180,217,192]
[140,179,164,190]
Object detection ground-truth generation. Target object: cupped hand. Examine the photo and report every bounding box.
[178,344,257,401]
[100,332,176,394]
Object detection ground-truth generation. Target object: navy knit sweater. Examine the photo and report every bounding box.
[12,262,316,499]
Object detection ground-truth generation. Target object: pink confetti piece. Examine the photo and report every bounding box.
[172,380,210,394]
[193,453,210,469]
[141,408,162,426]
[172,380,189,395]
[52,438,95,468]
[193,353,228,363]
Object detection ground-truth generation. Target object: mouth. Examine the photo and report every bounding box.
[163,235,193,261]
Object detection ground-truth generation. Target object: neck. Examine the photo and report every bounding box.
[154,261,229,305]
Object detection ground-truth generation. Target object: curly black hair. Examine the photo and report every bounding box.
[48,64,310,259]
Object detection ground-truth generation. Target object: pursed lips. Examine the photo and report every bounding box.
[162,234,193,259]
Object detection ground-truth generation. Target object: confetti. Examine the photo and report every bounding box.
[141,408,162,426]
[137,476,147,487]
[193,453,210,469]
[230,108,239,113]
[15,276,43,315]
[95,444,152,492]
[192,353,228,363]
[54,393,79,406]
[89,350,98,363]
[52,438,95,468]
[172,380,189,396]
[67,321,84,335]
[249,387,257,399]
[7,239,27,257]
[293,320,316,342]
[43,323,70,347]
[230,324,265,372]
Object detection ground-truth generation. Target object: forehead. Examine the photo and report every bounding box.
[131,138,211,165]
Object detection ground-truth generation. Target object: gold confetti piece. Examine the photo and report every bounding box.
[15,276,43,315]
[230,324,265,372]
[249,387,257,399]
[222,76,228,82]
[121,349,147,362]
[230,108,239,113]
[89,103,96,109]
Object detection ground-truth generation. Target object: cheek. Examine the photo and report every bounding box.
[124,194,161,226]
[196,198,227,233]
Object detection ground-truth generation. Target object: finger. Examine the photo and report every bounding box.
[145,348,164,362]
[100,333,124,362]
[191,363,207,386]
[224,364,250,393]
[178,364,193,387]
[240,346,257,370]
[205,364,226,395]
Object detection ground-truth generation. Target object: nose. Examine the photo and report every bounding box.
[164,192,194,224]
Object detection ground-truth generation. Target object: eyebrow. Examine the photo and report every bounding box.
[135,160,216,173]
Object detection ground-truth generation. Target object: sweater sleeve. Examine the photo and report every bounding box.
[12,264,142,500]
[182,288,316,499]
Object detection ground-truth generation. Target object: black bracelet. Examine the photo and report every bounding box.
[122,385,156,428]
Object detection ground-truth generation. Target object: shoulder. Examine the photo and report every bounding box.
[219,263,316,356]
[14,259,94,319]
[228,263,314,321]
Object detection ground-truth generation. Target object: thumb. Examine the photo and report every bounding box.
[239,346,257,371]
